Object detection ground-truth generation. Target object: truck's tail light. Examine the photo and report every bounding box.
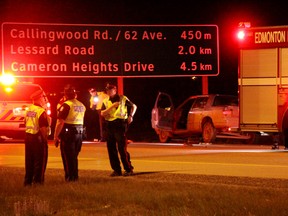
[47,109,51,116]
[46,102,51,116]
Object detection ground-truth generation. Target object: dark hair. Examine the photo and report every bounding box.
[105,83,117,90]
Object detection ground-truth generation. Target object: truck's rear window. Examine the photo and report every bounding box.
[0,84,41,101]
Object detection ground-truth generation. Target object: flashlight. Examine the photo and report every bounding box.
[93,96,99,103]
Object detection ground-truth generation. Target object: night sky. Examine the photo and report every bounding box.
[1,0,287,140]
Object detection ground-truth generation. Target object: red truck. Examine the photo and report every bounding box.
[237,23,288,148]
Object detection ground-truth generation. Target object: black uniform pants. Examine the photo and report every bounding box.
[106,119,133,173]
[24,133,48,186]
[97,110,107,141]
[60,127,83,181]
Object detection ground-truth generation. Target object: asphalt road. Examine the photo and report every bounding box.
[1,140,288,179]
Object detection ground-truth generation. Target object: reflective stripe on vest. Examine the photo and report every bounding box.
[103,96,128,121]
[64,99,86,124]
[25,104,45,134]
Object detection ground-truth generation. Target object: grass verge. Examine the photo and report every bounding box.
[1,167,288,215]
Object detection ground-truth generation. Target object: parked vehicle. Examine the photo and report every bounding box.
[237,24,288,148]
[0,79,51,138]
[151,92,239,143]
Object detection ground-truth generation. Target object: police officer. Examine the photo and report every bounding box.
[89,88,98,110]
[54,84,86,181]
[101,83,137,176]
[96,90,109,141]
[89,88,109,141]
[88,88,101,141]
[24,89,50,186]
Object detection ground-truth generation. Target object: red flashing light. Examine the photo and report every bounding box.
[237,30,245,40]
[237,22,250,41]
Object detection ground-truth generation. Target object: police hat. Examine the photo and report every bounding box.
[64,84,76,94]
[63,84,78,99]
[30,89,44,100]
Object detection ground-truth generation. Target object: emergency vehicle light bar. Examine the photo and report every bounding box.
[237,22,251,41]
[0,73,16,86]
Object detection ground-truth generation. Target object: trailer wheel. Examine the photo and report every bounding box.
[202,121,216,143]
[158,130,170,143]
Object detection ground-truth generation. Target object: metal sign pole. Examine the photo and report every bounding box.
[202,76,208,94]
[117,77,124,95]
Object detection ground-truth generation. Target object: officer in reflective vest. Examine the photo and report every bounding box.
[88,88,109,141]
[101,83,137,177]
[88,88,100,141]
[24,89,50,186]
[54,84,86,181]
[95,90,109,141]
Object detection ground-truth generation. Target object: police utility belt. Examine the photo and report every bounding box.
[62,124,84,134]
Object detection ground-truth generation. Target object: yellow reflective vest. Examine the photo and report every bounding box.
[96,92,109,110]
[103,96,128,121]
[64,99,86,125]
[25,104,46,134]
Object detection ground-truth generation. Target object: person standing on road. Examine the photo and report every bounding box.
[57,95,67,110]
[88,88,109,141]
[96,90,109,141]
[54,84,86,181]
[24,89,50,186]
[101,83,137,176]
[88,88,101,141]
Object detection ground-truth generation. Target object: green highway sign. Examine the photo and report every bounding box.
[2,23,219,78]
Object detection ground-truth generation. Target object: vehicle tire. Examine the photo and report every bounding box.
[158,130,170,143]
[202,121,216,143]
[243,132,257,144]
